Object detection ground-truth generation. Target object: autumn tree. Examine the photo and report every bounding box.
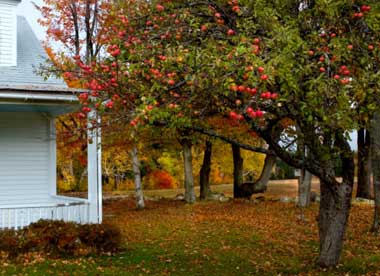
[55,0,380,267]
[109,0,380,267]
[39,0,153,209]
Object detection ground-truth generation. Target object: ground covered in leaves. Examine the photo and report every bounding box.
[1,194,380,275]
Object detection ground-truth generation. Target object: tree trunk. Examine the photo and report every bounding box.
[357,128,372,199]
[200,140,212,200]
[181,138,196,203]
[232,144,244,198]
[371,113,380,232]
[236,153,277,198]
[131,144,145,209]
[372,166,380,233]
[317,150,354,267]
[298,169,312,208]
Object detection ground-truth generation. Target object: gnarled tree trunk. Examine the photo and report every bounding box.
[131,144,145,209]
[200,140,212,200]
[238,153,277,198]
[357,128,372,199]
[318,149,354,267]
[371,114,380,233]
[298,169,312,208]
[181,138,196,203]
[232,144,244,198]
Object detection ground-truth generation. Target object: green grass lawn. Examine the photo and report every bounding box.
[1,197,380,275]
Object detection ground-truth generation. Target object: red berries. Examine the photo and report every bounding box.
[319,67,326,73]
[258,67,265,74]
[260,74,269,81]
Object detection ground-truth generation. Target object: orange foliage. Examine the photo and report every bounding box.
[146,170,177,190]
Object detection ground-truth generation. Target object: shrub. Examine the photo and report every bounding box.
[0,220,122,259]
[146,170,177,189]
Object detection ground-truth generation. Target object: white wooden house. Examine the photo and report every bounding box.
[0,0,102,229]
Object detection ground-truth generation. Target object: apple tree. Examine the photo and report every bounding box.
[57,0,380,267]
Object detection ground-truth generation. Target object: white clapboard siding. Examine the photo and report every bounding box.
[0,203,90,229]
[0,1,17,66]
[0,112,51,206]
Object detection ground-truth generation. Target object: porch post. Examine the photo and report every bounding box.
[48,116,57,196]
[87,110,102,223]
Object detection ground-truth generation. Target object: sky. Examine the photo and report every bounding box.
[14,0,359,151]
[16,0,45,40]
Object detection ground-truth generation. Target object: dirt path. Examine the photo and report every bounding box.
[100,177,321,200]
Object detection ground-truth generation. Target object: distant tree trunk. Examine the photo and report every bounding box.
[371,114,380,233]
[131,144,145,209]
[200,140,212,200]
[372,162,380,233]
[317,137,354,267]
[232,144,244,198]
[357,128,372,199]
[180,138,196,203]
[298,170,312,208]
[236,153,277,198]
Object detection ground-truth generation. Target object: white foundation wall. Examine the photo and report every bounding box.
[0,112,51,206]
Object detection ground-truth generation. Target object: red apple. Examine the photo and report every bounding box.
[156,4,165,12]
[227,29,235,36]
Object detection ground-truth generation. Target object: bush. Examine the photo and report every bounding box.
[0,220,122,259]
[146,170,177,189]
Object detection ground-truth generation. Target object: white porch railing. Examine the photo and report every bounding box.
[0,197,89,230]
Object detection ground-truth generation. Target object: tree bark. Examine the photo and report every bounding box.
[237,153,277,198]
[357,128,372,199]
[232,144,244,198]
[372,163,380,233]
[131,144,145,209]
[298,169,312,208]
[181,138,196,203]
[317,148,354,267]
[200,140,212,200]
[371,114,380,233]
